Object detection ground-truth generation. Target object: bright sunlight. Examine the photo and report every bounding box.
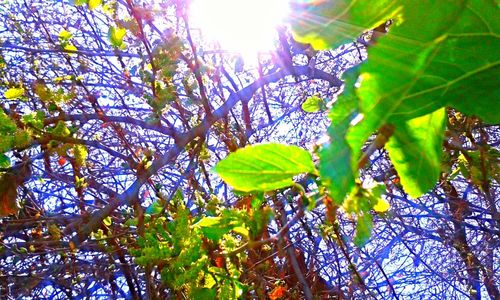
[189,0,290,60]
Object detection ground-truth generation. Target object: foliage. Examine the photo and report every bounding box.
[214,143,317,192]
[0,0,498,299]
[131,191,271,298]
[291,0,500,202]
[301,95,326,113]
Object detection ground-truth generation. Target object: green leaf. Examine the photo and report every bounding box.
[301,95,326,113]
[319,71,359,204]
[386,108,446,198]
[108,26,127,47]
[194,217,232,241]
[22,110,45,130]
[125,218,138,227]
[290,0,400,50]
[0,110,17,134]
[195,216,222,228]
[0,154,10,168]
[306,0,499,204]
[52,121,71,137]
[353,1,499,124]
[88,0,101,10]
[214,143,316,192]
[4,87,25,99]
[354,213,373,247]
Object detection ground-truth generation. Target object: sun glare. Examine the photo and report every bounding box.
[189,0,290,61]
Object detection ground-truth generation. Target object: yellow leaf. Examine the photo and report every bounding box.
[64,44,77,52]
[58,29,72,41]
[74,144,88,167]
[88,0,101,10]
[102,3,115,14]
[103,216,112,226]
[203,273,216,288]
[373,198,390,213]
[4,87,25,99]
[232,226,249,238]
[108,26,127,47]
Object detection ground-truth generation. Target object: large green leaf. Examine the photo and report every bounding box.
[291,0,499,123]
[294,0,499,200]
[319,71,359,204]
[354,0,499,124]
[386,108,447,198]
[289,0,401,50]
[349,0,499,198]
[214,143,316,192]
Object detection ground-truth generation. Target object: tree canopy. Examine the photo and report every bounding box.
[0,0,498,299]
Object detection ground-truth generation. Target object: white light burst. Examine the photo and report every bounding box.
[189,0,290,60]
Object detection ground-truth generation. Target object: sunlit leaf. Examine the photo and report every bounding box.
[301,95,326,113]
[214,143,316,192]
[319,71,359,204]
[386,108,447,198]
[74,144,88,167]
[22,110,45,130]
[64,44,77,52]
[4,87,25,99]
[108,26,127,47]
[194,216,232,241]
[354,213,372,247]
[52,121,71,137]
[373,198,390,213]
[290,0,400,50]
[195,216,222,228]
[103,216,112,226]
[350,1,499,125]
[232,226,249,239]
[58,29,73,41]
[88,0,101,10]
[305,0,498,203]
